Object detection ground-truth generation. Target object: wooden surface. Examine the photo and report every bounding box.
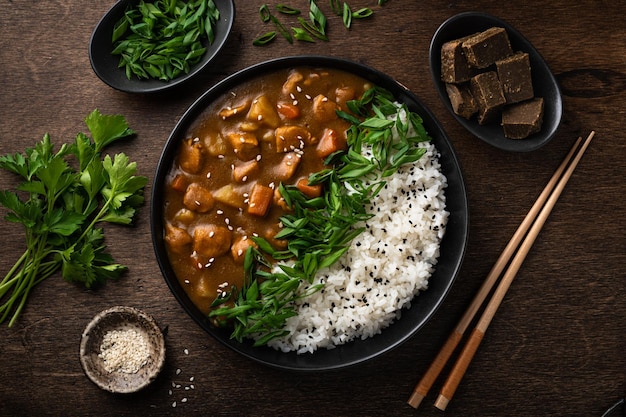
[1,1,624,416]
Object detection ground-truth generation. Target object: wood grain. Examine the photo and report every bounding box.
[0,1,624,416]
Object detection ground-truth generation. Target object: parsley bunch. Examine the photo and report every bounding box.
[0,110,148,327]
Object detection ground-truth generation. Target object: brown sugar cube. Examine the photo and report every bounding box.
[445,83,478,119]
[462,27,513,69]
[502,97,544,139]
[470,71,506,125]
[441,35,478,83]
[496,52,534,104]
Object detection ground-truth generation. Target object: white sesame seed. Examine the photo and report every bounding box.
[216,210,223,215]
[197,262,203,269]
[189,376,195,382]
[296,85,302,92]
[184,348,189,355]
[182,398,188,403]
[293,100,298,106]
[172,402,177,408]
[176,368,181,375]
[209,231,215,237]
[206,172,211,179]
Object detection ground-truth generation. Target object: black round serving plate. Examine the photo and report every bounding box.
[151,56,469,371]
[89,0,235,94]
[429,12,563,152]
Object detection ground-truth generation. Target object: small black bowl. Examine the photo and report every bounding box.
[151,56,469,371]
[89,0,235,94]
[429,12,562,152]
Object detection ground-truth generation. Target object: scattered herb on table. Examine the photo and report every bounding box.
[253,0,383,46]
[112,0,220,81]
[210,87,430,346]
[0,110,148,327]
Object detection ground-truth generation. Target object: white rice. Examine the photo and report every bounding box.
[267,114,449,354]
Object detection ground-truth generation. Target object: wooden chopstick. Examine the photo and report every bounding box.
[407,131,595,410]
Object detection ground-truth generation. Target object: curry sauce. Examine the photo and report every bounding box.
[163,67,372,314]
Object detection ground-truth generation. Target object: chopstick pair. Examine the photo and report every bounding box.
[407,131,595,411]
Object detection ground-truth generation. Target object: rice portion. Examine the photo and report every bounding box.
[268,138,449,354]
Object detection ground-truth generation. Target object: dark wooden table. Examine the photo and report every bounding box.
[1,1,624,416]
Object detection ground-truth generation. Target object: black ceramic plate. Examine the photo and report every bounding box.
[151,56,469,371]
[89,0,235,94]
[429,12,563,152]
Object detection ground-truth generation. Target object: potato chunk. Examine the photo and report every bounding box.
[247,95,280,128]
[274,125,310,153]
[213,184,245,209]
[193,225,232,258]
[183,183,215,213]
[179,138,203,174]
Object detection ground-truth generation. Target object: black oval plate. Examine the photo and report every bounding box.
[89,0,235,94]
[429,12,563,152]
[151,56,469,371]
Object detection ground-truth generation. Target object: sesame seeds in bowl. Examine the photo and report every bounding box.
[79,306,166,394]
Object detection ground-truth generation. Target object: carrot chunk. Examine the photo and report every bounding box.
[276,102,300,119]
[296,177,322,198]
[169,174,188,193]
[248,183,274,217]
[316,128,347,158]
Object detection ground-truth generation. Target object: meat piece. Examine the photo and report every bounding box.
[312,94,340,122]
[282,70,304,95]
[232,159,259,182]
[501,97,544,139]
[273,152,301,181]
[226,132,259,160]
[179,138,203,174]
[193,225,232,258]
[218,100,250,119]
[445,83,478,119]
[462,27,513,69]
[275,125,310,153]
[441,34,478,83]
[183,183,215,213]
[230,236,257,264]
[496,52,534,104]
[470,71,506,125]
[164,223,192,254]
